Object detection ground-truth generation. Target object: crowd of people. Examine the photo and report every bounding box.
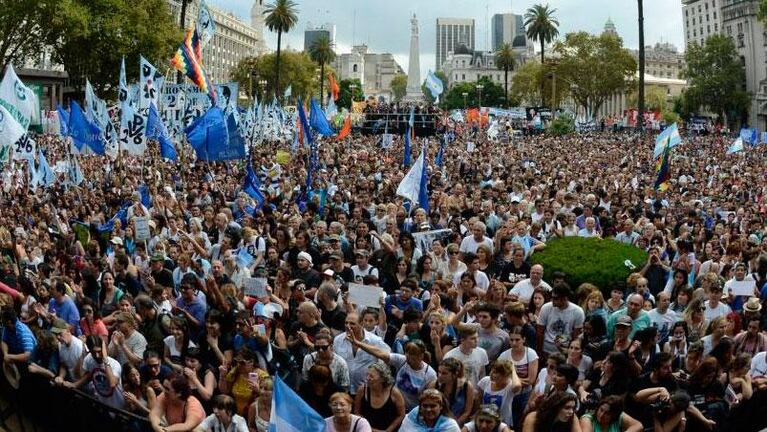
[0,120,766,432]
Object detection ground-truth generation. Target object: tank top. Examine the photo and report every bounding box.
[360,385,399,430]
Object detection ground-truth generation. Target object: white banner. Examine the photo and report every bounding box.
[0,65,40,129]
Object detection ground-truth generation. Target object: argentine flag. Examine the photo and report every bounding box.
[424,70,444,100]
[653,122,681,158]
[269,376,326,432]
[726,137,744,155]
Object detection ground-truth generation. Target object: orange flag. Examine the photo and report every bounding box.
[328,73,340,101]
[336,115,351,141]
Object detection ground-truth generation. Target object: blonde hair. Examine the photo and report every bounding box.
[581,290,605,311]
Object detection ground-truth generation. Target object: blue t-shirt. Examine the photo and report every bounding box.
[2,320,37,360]
[48,296,82,336]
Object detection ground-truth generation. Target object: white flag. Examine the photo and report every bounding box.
[197,0,216,47]
[396,149,425,203]
[139,56,162,111]
[11,134,35,161]
[0,104,26,148]
[0,65,40,130]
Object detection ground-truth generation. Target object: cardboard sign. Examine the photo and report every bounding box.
[729,279,756,297]
[134,216,151,241]
[348,283,383,309]
[243,277,268,298]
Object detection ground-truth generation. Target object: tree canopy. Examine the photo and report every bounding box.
[683,34,749,124]
[524,4,559,64]
[337,78,364,109]
[391,74,407,102]
[441,77,505,109]
[553,32,636,117]
[230,51,320,103]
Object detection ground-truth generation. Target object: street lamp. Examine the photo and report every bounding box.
[259,79,267,101]
[462,92,468,109]
[349,84,358,103]
[476,84,484,109]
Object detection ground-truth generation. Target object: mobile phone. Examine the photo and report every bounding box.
[248,372,259,385]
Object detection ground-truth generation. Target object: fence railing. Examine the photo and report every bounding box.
[0,368,152,432]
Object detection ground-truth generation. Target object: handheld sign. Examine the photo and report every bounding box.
[243,277,268,298]
[348,283,383,309]
[134,217,151,241]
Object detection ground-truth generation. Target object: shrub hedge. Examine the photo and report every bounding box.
[530,237,648,294]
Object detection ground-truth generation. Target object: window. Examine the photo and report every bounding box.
[462,73,465,80]
[713,11,717,19]
[692,17,696,25]
[353,64,358,72]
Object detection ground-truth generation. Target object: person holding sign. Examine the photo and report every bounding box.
[725,262,757,312]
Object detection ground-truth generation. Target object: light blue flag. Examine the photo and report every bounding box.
[268,376,326,432]
[146,103,177,161]
[56,105,70,137]
[37,150,56,187]
[197,0,216,47]
[284,85,292,98]
[435,134,447,167]
[309,97,335,136]
[760,131,767,145]
[69,101,105,155]
[236,246,255,269]
[424,70,444,100]
[727,137,744,155]
[325,96,337,119]
[653,122,681,158]
[396,147,426,206]
[68,157,84,186]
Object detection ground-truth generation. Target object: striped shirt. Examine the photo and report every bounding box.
[2,320,37,360]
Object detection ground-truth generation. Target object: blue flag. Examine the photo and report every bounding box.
[37,150,56,187]
[268,376,326,432]
[146,103,177,161]
[761,131,767,145]
[98,204,130,233]
[404,107,414,167]
[69,101,105,155]
[739,127,757,144]
[57,105,70,137]
[309,97,335,136]
[418,148,430,213]
[424,70,444,100]
[435,134,447,167]
[185,107,246,161]
[243,162,266,208]
[138,184,152,208]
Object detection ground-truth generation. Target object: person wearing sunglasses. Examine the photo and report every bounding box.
[301,333,350,392]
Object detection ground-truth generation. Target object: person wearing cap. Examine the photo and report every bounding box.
[326,251,354,283]
[351,249,378,283]
[293,251,322,296]
[536,285,585,355]
[606,293,651,340]
[51,318,85,383]
[147,253,175,291]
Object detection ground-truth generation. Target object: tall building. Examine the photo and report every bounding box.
[166,0,268,84]
[603,18,619,37]
[436,18,476,71]
[491,13,526,51]
[332,45,405,102]
[631,43,686,80]
[721,0,767,128]
[682,0,721,48]
[304,23,336,52]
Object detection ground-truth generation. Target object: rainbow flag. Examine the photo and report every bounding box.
[171,26,216,103]
[653,145,671,191]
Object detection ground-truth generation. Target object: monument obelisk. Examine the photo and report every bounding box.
[404,14,424,102]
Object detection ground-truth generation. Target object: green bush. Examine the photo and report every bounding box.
[530,237,648,294]
[548,112,574,136]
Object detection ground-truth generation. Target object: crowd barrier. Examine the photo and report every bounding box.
[0,368,152,432]
[360,112,438,136]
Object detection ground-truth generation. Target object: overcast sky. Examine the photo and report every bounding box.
[209,0,684,79]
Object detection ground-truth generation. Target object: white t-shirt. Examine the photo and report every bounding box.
[199,413,249,432]
[538,302,585,354]
[509,279,552,304]
[444,346,489,386]
[351,264,379,283]
[82,354,124,409]
[647,308,679,342]
[750,352,767,379]
[58,336,85,380]
[498,347,539,393]
[389,353,437,410]
[703,300,731,321]
[477,376,515,426]
[459,235,494,254]
[452,270,490,293]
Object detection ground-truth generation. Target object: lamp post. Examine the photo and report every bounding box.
[476,84,484,109]
[349,84,358,103]
[462,92,468,109]
[259,79,267,102]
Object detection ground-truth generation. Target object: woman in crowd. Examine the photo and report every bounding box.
[353,362,406,432]
[522,391,580,432]
[700,316,727,356]
[422,311,457,367]
[181,347,216,410]
[299,364,342,418]
[566,338,593,383]
[441,244,467,285]
[475,360,521,427]
[148,374,206,432]
[461,404,512,432]
[727,352,753,403]
[475,245,493,275]
[400,389,461,431]
[526,288,548,325]
[579,395,642,432]
[414,256,436,303]
[580,290,607,323]
[605,287,625,314]
[218,347,261,417]
[391,257,413,292]
[683,298,708,344]
[79,297,109,343]
[325,392,372,432]
[578,352,631,403]
[630,327,660,373]
[123,362,156,416]
[398,233,422,269]
[164,316,195,372]
[669,285,692,314]
[98,270,123,318]
[425,358,476,425]
[663,321,689,371]
[683,357,724,429]
[499,325,539,431]
[248,375,272,432]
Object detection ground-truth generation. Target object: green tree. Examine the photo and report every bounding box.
[391,74,407,102]
[554,32,637,117]
[549,112,574,136]
[230,50,319,102]
[627,85,668,112]
[510,61,544,105]
[337,78,364,109]
[421,70,447,104]
[441,77,505,109]
[264,0,299,101]
[524,4,559,65]
[48,0,180,95]
[684,34,750,126]
[308,35,336,107]
[0,0,87,70]
[495,43,516,107]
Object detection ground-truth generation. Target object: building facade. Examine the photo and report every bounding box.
[441,45,510,89]
[595,73,688,119]
[682,0,721,48]
[332,45,405,102]
[436,18,476,72]
[721,0,767,129]
[304,23,336,52]
[166,0,268,84]
[631,43,686,80]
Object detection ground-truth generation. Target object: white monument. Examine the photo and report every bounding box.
[404,14,424,102]
[250,0,270,55]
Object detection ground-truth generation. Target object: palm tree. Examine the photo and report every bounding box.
[264,0,298,100]
[524,4,560,65]
[495,43,516,107]
[308,35,336,107]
